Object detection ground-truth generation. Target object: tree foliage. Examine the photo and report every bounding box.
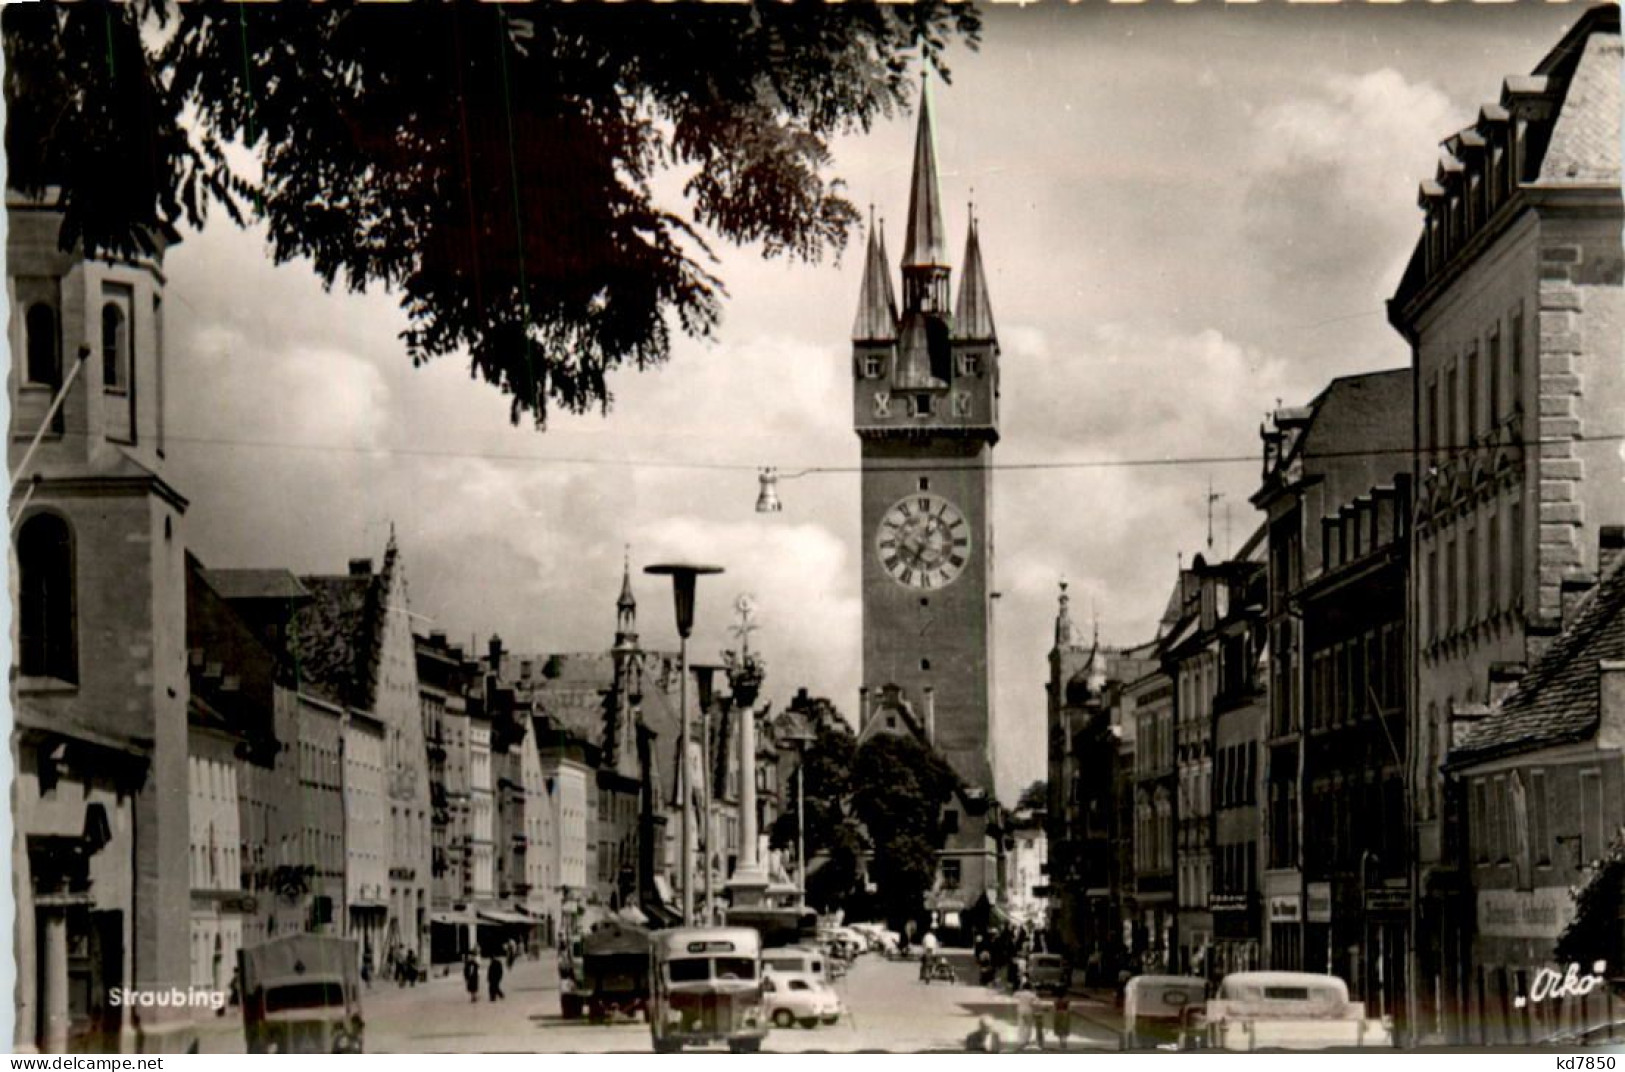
[1556,831,1625,969]
[3,0,980,426]
[1016,779,1048,812]
[850,733,961,931]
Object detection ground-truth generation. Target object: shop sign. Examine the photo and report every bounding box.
[1208,892,1249,913]
[1478,887,1575,939]
[1306,882,1332,923]
[1364,886,1410,914]
[1268,895,1301,923]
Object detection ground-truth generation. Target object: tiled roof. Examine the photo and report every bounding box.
[1536,28,1622,187]
[953,217,996,341]
[289,575,371,708]
[1452,555,1625,766]
[202,568,310,603]
[901,81,948,270]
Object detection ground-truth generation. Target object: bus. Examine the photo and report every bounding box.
[649,927,769,1053]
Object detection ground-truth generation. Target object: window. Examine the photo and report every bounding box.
[1428,549,1440,642]
[17,513,76,682]
[1446,365,1458,457]
[957,353,980,377]
[1487,511,1500,613]
[1509,502,1524,607]
[863,353,883,379]
[25,303,60,387]
[1530,769,1550,868]
[941,859,961,890]
[102,301,131,391]
[1446,539,1459,636]
[1510,307,1524,416]
[1488,326,1502,423]
[918,477,930,492]
[1580,770,1605,864]
[1426,378,1439,462]
[1465,524,1478,626]
[1467,347,1479,441]
[912,393,932,418]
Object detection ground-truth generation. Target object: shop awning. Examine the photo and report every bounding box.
[430,911,475,927]
[477,909,532,926]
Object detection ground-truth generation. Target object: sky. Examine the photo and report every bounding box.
[159,1,1590,804]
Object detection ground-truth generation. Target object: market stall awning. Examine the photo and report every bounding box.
[430,911,476,927]
[477,909,532,926]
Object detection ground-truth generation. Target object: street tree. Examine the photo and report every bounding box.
[3,1,981,426]
[1016,779,1048,812]
[770,698,866,912]
[1556,832,1625,969]
[849,733,961,933]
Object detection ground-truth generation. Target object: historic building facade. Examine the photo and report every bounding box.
[1387,7,1623,1037]
[10,194,193,1053]
[851,82,1003,910]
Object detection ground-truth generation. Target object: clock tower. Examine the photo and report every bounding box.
[852,82,999,796]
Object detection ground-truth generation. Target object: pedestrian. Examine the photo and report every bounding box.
[385,946,399,987]
[488,954,506,1001]
[463,953,480,1003]
[1015,980,1038,1050]
[405,948,419,987]
[507,939,518,970]
[361,944,374,989]
[964,1016,1001,1052]
[1053,995,1072,1051]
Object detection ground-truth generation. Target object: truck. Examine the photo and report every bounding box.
[238,935,364,1054]
[560,917,652,1022]
[1189,971,1395,1051]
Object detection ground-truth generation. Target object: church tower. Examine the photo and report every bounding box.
[852,81,1000,795]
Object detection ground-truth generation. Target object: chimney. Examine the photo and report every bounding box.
[520,659,533,680]
[1561,574,1596,629]
[1599,660,1625,752]
[1600,525,1625,577]
[923,686,936,744]
[488,634,503,673]
[429,629,447,646]
[348,558,373,576]
[859,686,870,729]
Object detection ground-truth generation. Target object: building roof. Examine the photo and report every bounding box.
[202,568,310,603]
[289,540,399,711]
[953,216,996,341]
[901,79,948,270]
[1451,553,1625,766]
[1535,23,1622,187]
[852,221,899,342]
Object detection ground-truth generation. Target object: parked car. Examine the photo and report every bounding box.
[762,971,842,1028]
[1120,975,1208,1050]
[1028,953,1071,998]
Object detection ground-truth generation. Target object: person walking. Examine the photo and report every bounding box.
[361,944,374,989]
[488,954,506,1001]
[463,953,481,1003]
[1053,996,1073,1051]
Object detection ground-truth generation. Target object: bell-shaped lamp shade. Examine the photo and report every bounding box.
[756,468,783,513]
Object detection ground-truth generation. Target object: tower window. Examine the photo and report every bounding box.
[863,354,884,379]
[102,299,131,392]
[921,659,931,672]
[957,353,980,377]
[25,303,60,387]
[17,512,77,683]
[913,393,932,418]
[918,477,930,492]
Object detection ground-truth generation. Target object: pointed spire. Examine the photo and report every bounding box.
[618,545,636,611]
[954,209,996,341]
[902,75,948,270]
[615,546,638,651]
[851,211,898,341]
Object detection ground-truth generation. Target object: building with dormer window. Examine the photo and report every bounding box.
[1388,5,1623,1040]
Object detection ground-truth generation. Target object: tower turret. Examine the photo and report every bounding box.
[614,547,638,652]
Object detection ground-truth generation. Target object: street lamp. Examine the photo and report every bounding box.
[645,562,724,927]
[691,663,727,926]
[779,719,816,908]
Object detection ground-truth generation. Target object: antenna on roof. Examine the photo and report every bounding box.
[1207,479,1224,551]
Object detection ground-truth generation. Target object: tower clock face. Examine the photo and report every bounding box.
[877,493,971,590]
